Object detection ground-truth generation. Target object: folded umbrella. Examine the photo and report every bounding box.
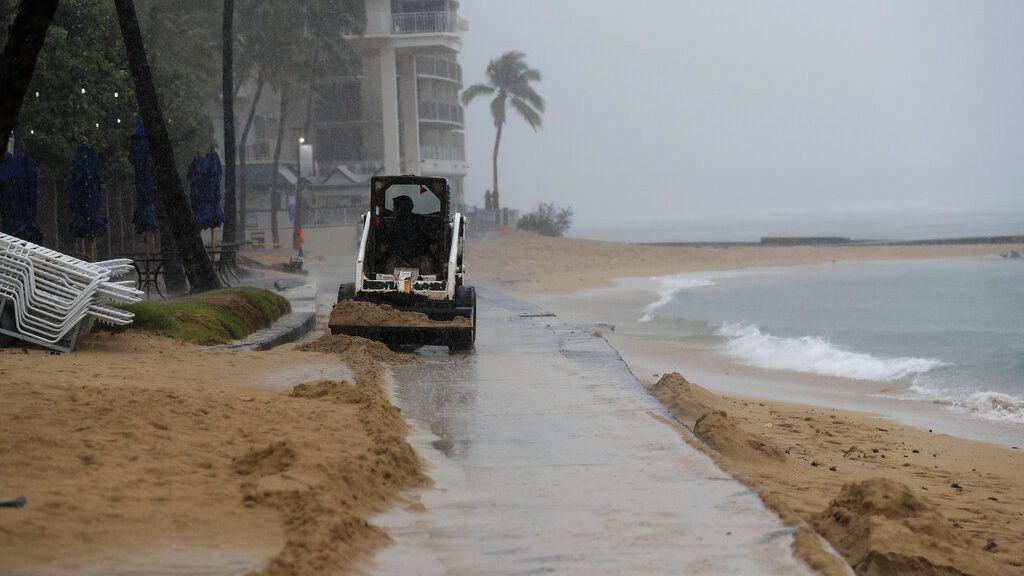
[129,121,158,234]
[0,149,43,244]
[67,143,108,240]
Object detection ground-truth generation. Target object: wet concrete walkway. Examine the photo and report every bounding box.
[372,289,813,575]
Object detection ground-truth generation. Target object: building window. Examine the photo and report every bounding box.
[316,126,364,163]
[316,82,362,122]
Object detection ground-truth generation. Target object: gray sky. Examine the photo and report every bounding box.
[458,0,1024,234]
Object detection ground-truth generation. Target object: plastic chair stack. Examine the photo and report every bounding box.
[0,232,144,351]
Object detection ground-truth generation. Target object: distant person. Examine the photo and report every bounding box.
[386,195,434,274]
[484,190,493,210]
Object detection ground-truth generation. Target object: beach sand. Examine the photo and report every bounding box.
[469,231,1024,575]
[469,230,1023,296]
[0,331,424,575]
[649,373,1023,575]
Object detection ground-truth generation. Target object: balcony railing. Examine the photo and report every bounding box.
[418,100,464,125]
[246,141,271,161]
[420,145,465,162]
[416,55,462,83]
[392,11,456,34]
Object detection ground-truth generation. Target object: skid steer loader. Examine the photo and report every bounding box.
[332,176,476,352]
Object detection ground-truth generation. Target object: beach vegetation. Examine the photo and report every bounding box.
[517,202,573,237]
[118,286,289,344]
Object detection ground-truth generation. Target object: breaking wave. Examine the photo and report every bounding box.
[904,383,1024,425]
[638,271,749,322]
[715,322,946,382]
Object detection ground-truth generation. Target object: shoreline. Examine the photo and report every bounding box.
[533,263,1023,447]
[469,231,1024,574]
[468,230,1024,296]
[608,333,1024,447]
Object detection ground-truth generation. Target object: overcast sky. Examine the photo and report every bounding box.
[457,0,1024,234]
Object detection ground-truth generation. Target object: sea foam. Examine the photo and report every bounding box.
[715,322,946,382]
[638,271,749,322]
[905,383,1024,425]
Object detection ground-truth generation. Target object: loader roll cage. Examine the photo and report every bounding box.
[365,176,450,279]
[354,176,466,304]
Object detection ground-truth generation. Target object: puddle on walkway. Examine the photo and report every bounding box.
[371,292,813,575]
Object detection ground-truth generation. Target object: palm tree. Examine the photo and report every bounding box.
[0,0,60,151]
[113,0,221,292]
[221,0,238,243]
[462,51,544,211]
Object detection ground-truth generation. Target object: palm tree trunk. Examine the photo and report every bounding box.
[269,86,289,247]
[492,121,503,211]
[0,0,59,151]
[220,0,238,243]
[238,76,264,239]
[113,0,221,292]
[154,185,187,293]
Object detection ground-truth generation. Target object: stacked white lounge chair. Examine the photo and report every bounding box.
[0,232,144,352]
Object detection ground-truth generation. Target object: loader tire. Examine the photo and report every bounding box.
[0,306,15,348]
[449,286,476,353]
[337,282,356,304]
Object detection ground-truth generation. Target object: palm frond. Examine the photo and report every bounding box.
[509,82,544,113]
[520,68,542,83]
[510,97,542,131]
[490,93,508,128]
[462,83,495,105]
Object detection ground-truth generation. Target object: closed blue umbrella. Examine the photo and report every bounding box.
[188,150,224,232]
[0,148,43,243]
[129,121,158,235]
[67,142,107,241]
[0,153,13,235]
[203,149,225,231]
[187,152,209,227]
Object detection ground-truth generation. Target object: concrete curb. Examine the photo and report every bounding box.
[205,281,318,352]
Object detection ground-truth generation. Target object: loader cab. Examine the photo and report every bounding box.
[367,176,450,279]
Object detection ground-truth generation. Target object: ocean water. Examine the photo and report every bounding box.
[637,258,1024,425]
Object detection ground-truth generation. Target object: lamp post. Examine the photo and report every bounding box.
[293,132,312,252]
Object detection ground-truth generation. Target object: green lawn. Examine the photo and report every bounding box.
[120,287,291,345]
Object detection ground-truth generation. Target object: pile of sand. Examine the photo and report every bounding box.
[649,372,722,424]
[329,300,470,328]
[813,478,1005,575]
[0,331,426,575]
[643,370,1024,576]
[693,410,787,462]
[298,333,409,364]
[239,375,424,576]
[225,333,427,575]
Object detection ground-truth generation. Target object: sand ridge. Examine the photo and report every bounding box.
[648,372,1024,575]
[0,331,425,575]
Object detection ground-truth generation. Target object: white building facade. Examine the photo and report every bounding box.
[233,0,469,237]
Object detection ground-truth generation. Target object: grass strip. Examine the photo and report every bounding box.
[120,287,290,345]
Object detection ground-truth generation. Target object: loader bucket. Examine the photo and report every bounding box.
[328,321,474,351]
[328,296,476,352]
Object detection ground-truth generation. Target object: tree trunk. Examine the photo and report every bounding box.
[154,182,188,293]
[491,121,503,211]
[238,76,264,239]
[269,86,288,247]
[293,85,315,245]
[220,0,238,243]
[113,0,221,292]
[0,0,59,151]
